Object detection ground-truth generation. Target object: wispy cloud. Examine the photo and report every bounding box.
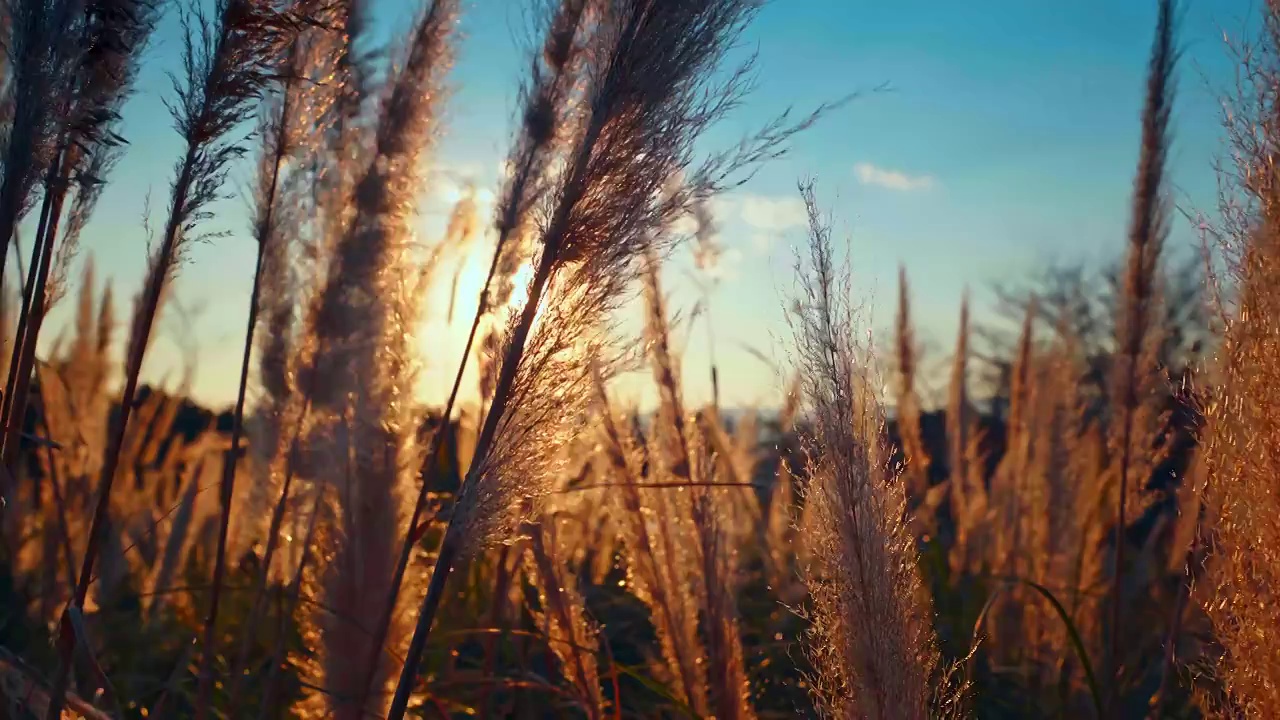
[714,193,809,251]
[854,162,936,192]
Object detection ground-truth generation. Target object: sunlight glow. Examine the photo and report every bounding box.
[506,257,536,317]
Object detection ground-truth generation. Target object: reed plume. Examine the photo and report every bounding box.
[989,298,1037,588]
[1,0,160,470]
[946,291,987,575]
[645,250,694,483]
[894,266,930,509]
[791,182,940,720]
[295,0,458,716]
[48,0,162,284]
[0,0,78,287]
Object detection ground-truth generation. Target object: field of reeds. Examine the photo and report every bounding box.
[0,0,1276,718]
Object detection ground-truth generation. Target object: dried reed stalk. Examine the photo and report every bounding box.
[221,10,351,711]
[691,475,755,720]
[947,291,970,510]
[238,0,364,603]
[946,291,987,576]
[43,2,302,717]
[594,378,705,712]
[638,256,710,712]
[523,513,604,717]
[1107,0,1175,707]
[195,19,319,714]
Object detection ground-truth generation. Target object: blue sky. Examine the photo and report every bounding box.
[30,0,1254,411]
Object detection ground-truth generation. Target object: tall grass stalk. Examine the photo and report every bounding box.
[946,290,986,575]
[42,1,302,716]
[691,482,755,720]
[0,0,78,289]
[235,0,364,621]
[791,182,941,720]
[194,26,313,716]
[1,182,57,463]
[895,265,930,507]
[259,484,328,720]
[1106,0,1175,709]
[595,377,704,711]
[523,514,604,717]
[639,255,710,711]
[221,9,353,710]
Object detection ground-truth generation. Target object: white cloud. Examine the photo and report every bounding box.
[854,162,936,192]
[735,194,809,232]
[702,194,808,254]
[699,194,808,254]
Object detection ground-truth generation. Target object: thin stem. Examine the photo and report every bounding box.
[1153,524,1198,715]
[387,536,460,718]
[477,545,514,718]
[388,246,556,720]
[225,396,309,712]
[703,284,719,411]
[3,149,72,475]
[1107,421,1134,714]
[197,64,296,715]
[1106,0,1174,709]
[38,410,77,594]
[526,522,597,718]
[355,140,539,707]
[257,484,325,720]
[193,186,274,719]
[0,151,58,464]
[44,140,199,720]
